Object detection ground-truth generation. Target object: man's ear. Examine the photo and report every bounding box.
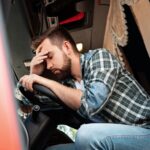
[62,41,72,56]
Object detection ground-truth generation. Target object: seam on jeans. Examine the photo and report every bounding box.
[108,134,150,139]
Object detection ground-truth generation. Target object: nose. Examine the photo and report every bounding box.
[46,61,53,70]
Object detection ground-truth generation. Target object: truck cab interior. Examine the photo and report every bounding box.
[0,0,150,150]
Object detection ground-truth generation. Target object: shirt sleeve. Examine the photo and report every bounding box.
[77,49,121,120]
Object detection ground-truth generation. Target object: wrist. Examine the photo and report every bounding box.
[32,74,39,83]
[30,66,34,74]
[30,67,43,75]
[30,69,33,74]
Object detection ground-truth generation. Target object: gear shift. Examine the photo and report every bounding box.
[31,105,40,122]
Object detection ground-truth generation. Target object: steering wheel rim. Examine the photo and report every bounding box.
[18,83,64,106]
[33,83,59,102]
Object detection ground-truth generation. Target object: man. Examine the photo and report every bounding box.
[20,26,150,150]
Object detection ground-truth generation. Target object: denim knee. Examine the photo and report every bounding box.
[75,124,150,150]
[75,124,91,149]
[76,124,108,141]
[75,124,114,150]
[76,125,90,142]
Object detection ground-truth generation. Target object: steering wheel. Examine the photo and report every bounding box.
[19,83,65,108]
[33,83,60,103]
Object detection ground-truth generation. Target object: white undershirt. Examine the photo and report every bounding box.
[74,80,85,91]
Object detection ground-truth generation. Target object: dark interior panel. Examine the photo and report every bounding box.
[25,0,94,37]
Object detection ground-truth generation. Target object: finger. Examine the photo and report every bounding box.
[19,75,27,84]
[36,50,49,56]
[31,59,44,65]
[35,55,48,61]
[19,75,34,92]
[26,76,34,92]
[20,75,28,88]
[28,80,34,92]
[31,55,47,65]
[32,54,47,60]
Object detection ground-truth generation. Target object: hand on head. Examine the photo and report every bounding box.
[30,50,49,75]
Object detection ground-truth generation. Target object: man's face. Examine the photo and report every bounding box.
[37,38,71,79]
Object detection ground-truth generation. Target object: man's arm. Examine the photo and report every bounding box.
[19,74,82,110]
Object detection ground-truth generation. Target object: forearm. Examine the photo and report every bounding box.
[30,67,43,75]
[35,76,82,110]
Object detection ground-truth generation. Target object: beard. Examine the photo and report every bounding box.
[54,53,71,80]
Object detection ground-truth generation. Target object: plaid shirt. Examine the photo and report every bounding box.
[66,48,150,128]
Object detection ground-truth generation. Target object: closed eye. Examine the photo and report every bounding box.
[48,52,53,59]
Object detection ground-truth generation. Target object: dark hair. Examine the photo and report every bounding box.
[31,26,77,52]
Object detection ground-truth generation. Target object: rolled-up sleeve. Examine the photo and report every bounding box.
[77,81,109,119]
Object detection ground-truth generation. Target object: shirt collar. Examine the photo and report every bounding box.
[80,53,85,73]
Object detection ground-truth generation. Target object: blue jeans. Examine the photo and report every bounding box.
[45,143,75,150]
[46,123,150,150]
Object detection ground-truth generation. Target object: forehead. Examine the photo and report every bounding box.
[36,38,52,53]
